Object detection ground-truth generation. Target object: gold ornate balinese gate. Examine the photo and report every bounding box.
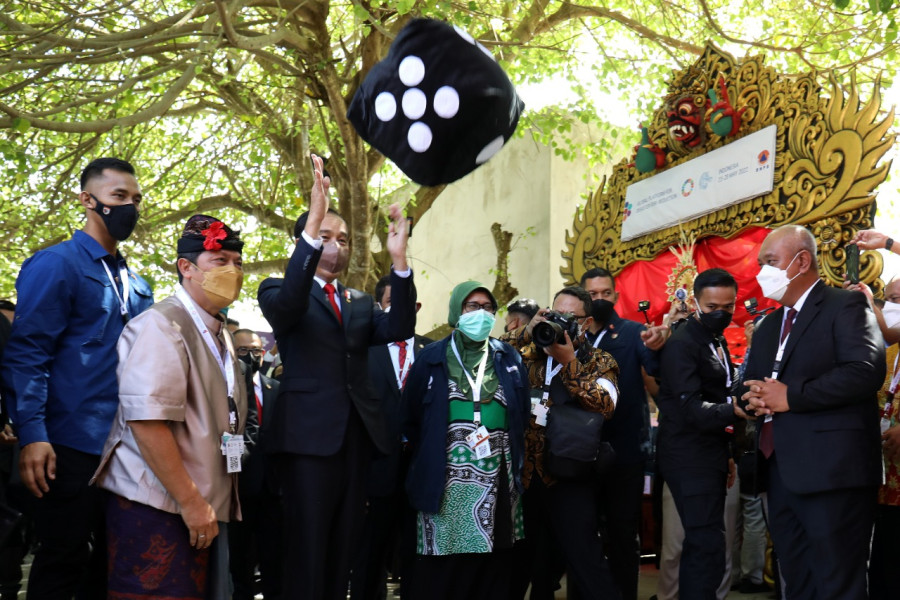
[560,42,895,293]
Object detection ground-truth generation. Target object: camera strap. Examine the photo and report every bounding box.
[450,336,490,425]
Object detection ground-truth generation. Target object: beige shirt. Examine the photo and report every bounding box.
[92,293,248,521]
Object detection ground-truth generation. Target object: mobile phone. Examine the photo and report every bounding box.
[846,243,860,284]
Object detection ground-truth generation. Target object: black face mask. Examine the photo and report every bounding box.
[90,193,138,241]
[239,352,262,374]
[591,299,615,327]
[696,309,733,334]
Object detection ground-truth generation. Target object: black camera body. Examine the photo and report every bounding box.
[533,311,580,348]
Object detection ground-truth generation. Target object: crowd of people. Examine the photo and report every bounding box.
[0,154,895,600]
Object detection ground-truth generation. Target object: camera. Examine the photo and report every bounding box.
[637,300,651,325]
[533,311,580,348]
[744,297,774,317]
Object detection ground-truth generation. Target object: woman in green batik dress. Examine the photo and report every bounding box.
[402,281,531,600]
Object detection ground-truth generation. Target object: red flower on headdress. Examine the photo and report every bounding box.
[201,221,227,251]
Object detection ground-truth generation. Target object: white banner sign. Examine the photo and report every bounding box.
[621,124,776,241]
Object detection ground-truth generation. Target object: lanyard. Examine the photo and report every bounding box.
[101,259,130,321]
[450,336,490,425]
[591,329,607,349]
[890,352,900,395]
[541,356,565,403]
[708,340,732,389]
[175,286,238,432]
[764,312,795,424]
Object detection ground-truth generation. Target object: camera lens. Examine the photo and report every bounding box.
[533,321,563,347]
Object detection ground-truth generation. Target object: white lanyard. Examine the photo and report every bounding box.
[175,286,237,431]
[591,329,607,348]
[890,352,900,395]
[542,356,565,403]
[395,341,413,389]
[101,259,130,320]
[765,312,795,424]
[450,336,490,425]
[708,340,732,389]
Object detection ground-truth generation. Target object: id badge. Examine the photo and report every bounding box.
[534,403,549,427]
[221,432,244,474]
[465,425,492,459]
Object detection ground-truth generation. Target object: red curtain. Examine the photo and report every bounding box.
[610,226,778,360]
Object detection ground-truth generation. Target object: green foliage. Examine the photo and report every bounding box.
[0,0,897,300]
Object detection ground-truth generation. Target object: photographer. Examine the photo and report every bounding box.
[501,286,620,600]
[656,268,746,600]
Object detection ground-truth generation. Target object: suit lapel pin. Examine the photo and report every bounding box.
[345,289,351,302]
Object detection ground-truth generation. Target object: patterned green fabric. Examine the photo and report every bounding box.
[416,381,524,556]
[445,330,499,402]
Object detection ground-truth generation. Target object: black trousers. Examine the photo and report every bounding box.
[596,461,645,600]
[767,454,876,600]
[407,549,513,600]
[349,484,414,600]
[520,477,620,600]
[229,486,283,600]
[665,470,727,600]
[27,445,105,600]
[869,503,900,600]
[278,409,372,600]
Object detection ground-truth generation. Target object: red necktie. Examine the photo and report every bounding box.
[396,340,409,390]
[759,308,798,458]
[323,283,342,325]
[255,392,263,424]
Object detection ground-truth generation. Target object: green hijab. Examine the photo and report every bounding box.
[446,281,499,400]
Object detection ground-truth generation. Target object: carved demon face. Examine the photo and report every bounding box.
[667,95,706,149]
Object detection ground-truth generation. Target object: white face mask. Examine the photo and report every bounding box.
[756,251,802,303]
[883,301,900,329]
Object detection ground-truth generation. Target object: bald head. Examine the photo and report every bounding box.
[758,225,820,306]
[885,278,900,304]
[764,225,818,269]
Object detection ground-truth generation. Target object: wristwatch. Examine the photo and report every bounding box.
[887,237,894,252]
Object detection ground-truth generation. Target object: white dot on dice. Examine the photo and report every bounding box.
[408,122,433,153]
[402,88,427,120]
[398,56,426,87]
[476,136,505,164]
[433,86,460,119]
[374,92,397,122]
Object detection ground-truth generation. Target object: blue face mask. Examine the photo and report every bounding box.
[456,309,496,342]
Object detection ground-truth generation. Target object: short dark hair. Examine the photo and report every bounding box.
[0,300,15,312]
[553,286,592,317]
[506,298,539,320]
[693,268,738,298]
[175,251,202,284]
[580,267,615,289]
[233,328,259,339]
[375,275,391,305]
[226,317,240,327]
[293,207,345,240]
[80,158,136,190]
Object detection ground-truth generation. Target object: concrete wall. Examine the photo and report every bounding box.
[407,128,609,337]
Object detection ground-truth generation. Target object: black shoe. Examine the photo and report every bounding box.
[739,579,770,594]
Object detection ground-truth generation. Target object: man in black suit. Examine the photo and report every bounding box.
[742,225,885,600]
[351,276,431,600]
[656,268,743,600]
[229,328,282,600]
[258,154,416,600]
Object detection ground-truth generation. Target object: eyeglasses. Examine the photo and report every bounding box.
[463,301,496,314]
[236,347,264,357]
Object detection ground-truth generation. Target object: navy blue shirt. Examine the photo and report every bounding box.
[1,230,153,454]
[588,310,660,464]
